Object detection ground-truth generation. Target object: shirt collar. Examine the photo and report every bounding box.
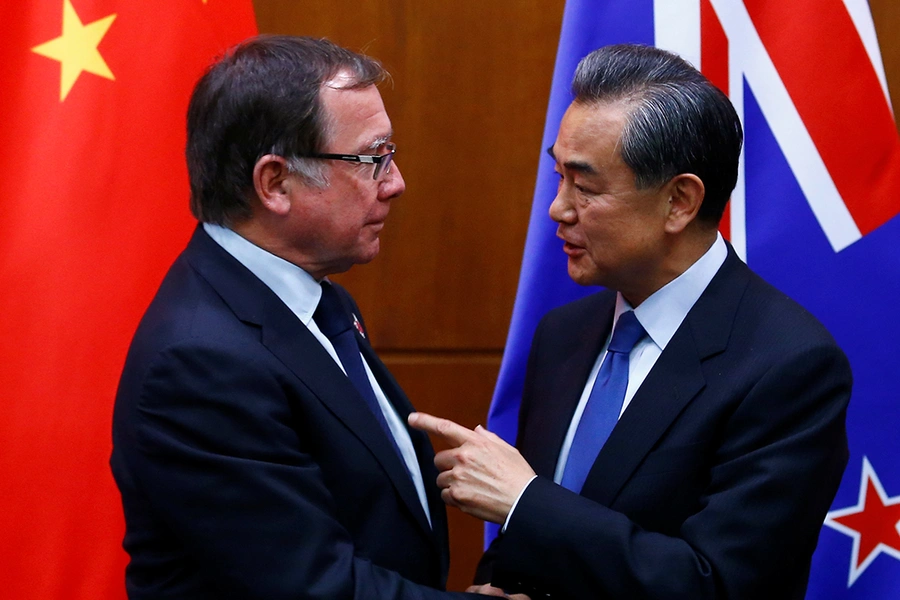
[203,222,322,325]
[622,232,728,351]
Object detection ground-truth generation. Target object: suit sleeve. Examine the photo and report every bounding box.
[124,341,475,600]
[489,338,851,599]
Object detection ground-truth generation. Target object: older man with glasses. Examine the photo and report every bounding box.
[111,35,498,600]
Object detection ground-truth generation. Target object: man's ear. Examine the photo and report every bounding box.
[664,173,705,234]
[252,154,294,216]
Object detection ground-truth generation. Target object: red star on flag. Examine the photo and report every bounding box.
[824,457,900,586]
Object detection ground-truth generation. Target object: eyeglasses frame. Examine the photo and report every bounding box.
[306,142,396,180]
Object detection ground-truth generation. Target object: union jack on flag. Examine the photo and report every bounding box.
[487,1,900,597]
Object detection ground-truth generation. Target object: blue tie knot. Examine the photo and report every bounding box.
[607,311,646,355]
[314,282,353,337]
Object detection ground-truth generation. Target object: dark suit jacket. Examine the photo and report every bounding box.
[111,226,474,599]
[478,248,851,599]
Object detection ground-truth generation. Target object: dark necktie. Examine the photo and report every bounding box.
[561,310,646,493]
[313,282,401,455]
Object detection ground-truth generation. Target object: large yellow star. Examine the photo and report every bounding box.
[31,0,116,101]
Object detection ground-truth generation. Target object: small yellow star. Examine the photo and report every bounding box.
[31,0,116,101]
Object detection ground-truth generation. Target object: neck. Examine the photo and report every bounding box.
[622,227,718,308]
[228,218,336,281]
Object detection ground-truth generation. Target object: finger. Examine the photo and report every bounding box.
[435,470,453,490]
[466,584,508,597]
[408,412,476,446]
[440,486,460,508]
[433,448,461,472]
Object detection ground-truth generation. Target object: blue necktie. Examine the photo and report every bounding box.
[314,282,401,456]
[561,310,646,493]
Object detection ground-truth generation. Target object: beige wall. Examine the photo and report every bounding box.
[251,1,900,590]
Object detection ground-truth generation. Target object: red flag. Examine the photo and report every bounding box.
[0,1,256,598]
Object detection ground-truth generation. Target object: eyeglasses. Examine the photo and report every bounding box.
[308,142,396,180]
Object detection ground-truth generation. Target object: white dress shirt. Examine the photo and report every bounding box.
[504,233,728,531]
[203,223,432,526]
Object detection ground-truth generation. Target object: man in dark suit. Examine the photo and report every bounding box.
[111,35,493,599]
[409,44,851,599]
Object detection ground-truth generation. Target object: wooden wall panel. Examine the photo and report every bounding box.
[871,0,900,133]
[254,1,565,350]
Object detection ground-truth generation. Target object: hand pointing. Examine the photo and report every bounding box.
[408,412,536,524]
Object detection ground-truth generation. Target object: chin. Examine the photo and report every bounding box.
[567,263,595,287]
[570,271,609,289]
[355,241,381,265]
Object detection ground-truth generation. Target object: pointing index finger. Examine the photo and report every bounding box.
[408,412,476,447]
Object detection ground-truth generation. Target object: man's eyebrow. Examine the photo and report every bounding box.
[362,133,392,152]
[565,160,597,175]
[548,145,596,175]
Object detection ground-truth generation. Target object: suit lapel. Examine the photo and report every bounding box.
[359,340,451,565]
[358,340,444,534]
[580,324,708,504]
[580,249,751,505]
[266,323,436,532]
[529,293,616,478]
[183,227,435,541]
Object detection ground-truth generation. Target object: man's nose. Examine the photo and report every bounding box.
[549,191,573,223]
[379,161,405,200]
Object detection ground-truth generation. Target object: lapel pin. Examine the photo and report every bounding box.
[352,314,366,338]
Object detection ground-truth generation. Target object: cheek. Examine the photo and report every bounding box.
[348,183,381,220]
[578,213,616,254]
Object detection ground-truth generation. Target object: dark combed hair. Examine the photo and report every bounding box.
[186,35,388,226]
[572,44,743,225]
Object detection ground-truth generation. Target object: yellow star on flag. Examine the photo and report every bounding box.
[31,0,116,101]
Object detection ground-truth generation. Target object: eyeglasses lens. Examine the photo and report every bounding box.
[375,153,393,180]
[372,144,395,180]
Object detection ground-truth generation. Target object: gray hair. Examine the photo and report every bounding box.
[572,44,743,224]
[285,157,329,189]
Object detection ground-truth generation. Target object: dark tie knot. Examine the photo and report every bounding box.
[314,282,353,338]
[607,311,646,355]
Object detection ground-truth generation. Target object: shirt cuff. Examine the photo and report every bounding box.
[501,475,538,533]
